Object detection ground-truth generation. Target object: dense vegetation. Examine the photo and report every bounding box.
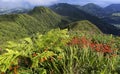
[0,7,68,44]
[0,29,120,74]
[0,5,120,45]
[68,20,101,34]
[0,5,120,74]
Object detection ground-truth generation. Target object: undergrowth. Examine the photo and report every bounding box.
[0,29,120,74]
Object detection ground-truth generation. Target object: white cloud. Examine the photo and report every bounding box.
[25,0,58,5]
[0,0,120,8]
[0,0,59,8]
[0,0,59,5]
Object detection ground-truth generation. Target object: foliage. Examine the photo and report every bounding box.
[0,29,69,73]
[68,20,101,34]
[0,7,64,45]
[0,29,120,74]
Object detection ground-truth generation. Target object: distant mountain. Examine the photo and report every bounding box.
[105,4,120,14]
[79,3,120,17]
[0,2,33,15]
[80,3,120,17]
[0,8,32,15]
[81,3,106,17]
[50,3,120,36]
[72,3,120,29]
[103,4,120,27]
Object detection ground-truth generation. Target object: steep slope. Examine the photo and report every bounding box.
[50,3,120,36]
[0,6,68,44]
[28,7,63,29]
[68,20,102,34]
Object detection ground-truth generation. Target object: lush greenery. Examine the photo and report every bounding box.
[0,6,120,45]
[0,29,120,74]
[0,5,120,74]
[68,20,101,34]
[0,7,68,44]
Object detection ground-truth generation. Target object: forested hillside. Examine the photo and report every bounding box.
[0,6,68,44]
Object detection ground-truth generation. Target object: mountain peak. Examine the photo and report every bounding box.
[83,3,102,8]
[108,4,120,6]
[84,3,96,5]
[105,4,120,13]
[106,4,120,8]
[55,3,70,6]
[50,3,72,9]
[29,6,52,14]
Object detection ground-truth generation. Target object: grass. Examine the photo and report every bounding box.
[0,7,64,45]
[0,29,120,74]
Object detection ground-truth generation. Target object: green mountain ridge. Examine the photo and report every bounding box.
[69,3,120,29]
[68,20,102,34]
[50,3,120,36]
[0,6,65,44]
[0,5,119,44]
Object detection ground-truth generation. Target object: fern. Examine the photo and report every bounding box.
[0,49,20,72]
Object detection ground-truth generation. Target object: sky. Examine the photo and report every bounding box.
[0,0,120,9]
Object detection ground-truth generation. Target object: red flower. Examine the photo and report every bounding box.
[70,37,80,45]
[90,43,96,48]
[80,37,88,45]
[102,49,112,53]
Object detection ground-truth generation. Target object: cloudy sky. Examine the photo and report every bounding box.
[0,0,120,8]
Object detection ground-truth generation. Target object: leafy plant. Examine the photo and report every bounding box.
[0,29,120,74]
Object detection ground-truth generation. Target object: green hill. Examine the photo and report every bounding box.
[0,6,119,45]
[0,6,68,44]
[68,20,102,34]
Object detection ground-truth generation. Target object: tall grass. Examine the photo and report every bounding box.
[0,29,120,74]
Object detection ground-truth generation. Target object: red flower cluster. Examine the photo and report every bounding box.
[69,37,80,45]
[68,37,113,53]
[90,43,112,53]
